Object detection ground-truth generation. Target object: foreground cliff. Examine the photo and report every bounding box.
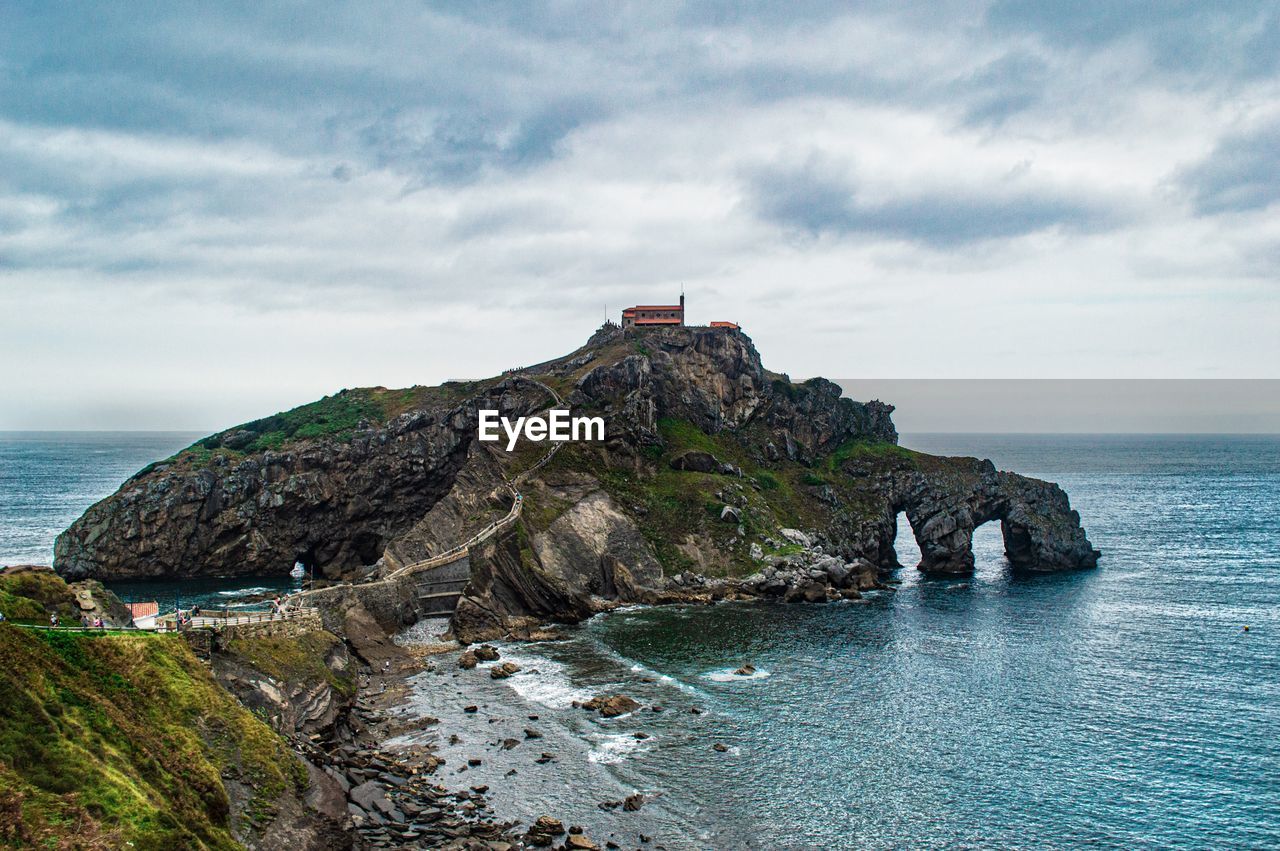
[56,325,1098,638]
[0,610,346,848]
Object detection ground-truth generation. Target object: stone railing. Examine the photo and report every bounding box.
[184,606,320,629]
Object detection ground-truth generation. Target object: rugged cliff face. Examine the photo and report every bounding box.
[56,324,1098,638]
[54,380,552,581]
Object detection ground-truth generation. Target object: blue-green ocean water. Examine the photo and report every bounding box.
[3,432,1278,847]
[0,431,299,608]
[400,434,1280,850]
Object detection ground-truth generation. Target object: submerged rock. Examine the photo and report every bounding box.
[582,695,641,718]
[472,644,500,662]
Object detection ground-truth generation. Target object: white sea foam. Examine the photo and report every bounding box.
[587,731,651,764]
[702,667,771,683]
[217,586,272,597]
[627,663,706,698]
[488,651,594,707]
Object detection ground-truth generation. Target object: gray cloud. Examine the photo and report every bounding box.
[1179,119,1280,215]
[986,1,1280,80]
[957,53,1050,128]
[358,99,602,186]
[746,159,1110,247]
[0,1,1277,428]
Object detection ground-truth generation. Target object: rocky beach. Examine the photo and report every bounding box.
[273,613,693,851]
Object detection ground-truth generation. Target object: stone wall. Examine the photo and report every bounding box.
[302,554,470,635]
[216,609,324,640]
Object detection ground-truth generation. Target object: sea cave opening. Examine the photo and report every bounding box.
[971,519,1008,576]
[891,511,1010,579]
[892,510,923,575]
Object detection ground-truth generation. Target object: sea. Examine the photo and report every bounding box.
[0,431,300,608]
[2,431,1278,848]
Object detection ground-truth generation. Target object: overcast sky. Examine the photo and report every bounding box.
[1,2,1278,430]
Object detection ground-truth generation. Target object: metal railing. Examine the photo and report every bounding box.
[3,605,320,633]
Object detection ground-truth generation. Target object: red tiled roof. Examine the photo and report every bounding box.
[633,317,683,325]
[710,321,739,328]
[126,601,159,618]
[623,305,683,312]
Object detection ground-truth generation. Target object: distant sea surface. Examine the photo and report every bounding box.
[0,431,305,607]
[0,431,200,567]
[3,431,1279,847]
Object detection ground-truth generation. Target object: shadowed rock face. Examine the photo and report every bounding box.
[55,325,1096,608]
[573,325,897,456]
[54,379,550,581]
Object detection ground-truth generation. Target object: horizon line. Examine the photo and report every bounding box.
[2,429,1278,436]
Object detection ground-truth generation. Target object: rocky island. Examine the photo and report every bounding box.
[56,323,1098,636]
[13,324,1099,848]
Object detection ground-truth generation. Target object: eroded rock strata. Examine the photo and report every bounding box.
[56,325,1098,639]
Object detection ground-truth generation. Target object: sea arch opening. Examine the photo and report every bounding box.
[890,504,1020,577]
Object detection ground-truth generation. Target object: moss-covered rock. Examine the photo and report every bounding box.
[0,569,341,849]
[0,624,315,848]
[214,630,356,736]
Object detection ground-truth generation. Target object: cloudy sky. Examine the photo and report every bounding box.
[1,1,1278,430]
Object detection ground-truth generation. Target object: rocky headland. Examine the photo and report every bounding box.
[55,323,1098,642]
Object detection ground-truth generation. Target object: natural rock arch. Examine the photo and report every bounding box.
[877,458,1099,576]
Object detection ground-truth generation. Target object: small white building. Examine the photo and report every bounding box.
[126,601,159,630]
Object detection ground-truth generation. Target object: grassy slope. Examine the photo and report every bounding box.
[0,622,307,849]
[526,412,918,578]
[152,380,499,473]
[0,572,79,625]
[221,630,355,700]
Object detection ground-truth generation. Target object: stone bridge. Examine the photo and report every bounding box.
[412,553,472,617]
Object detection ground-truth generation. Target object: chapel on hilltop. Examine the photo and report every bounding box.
[620,294,738,331]
[621,295,685,329]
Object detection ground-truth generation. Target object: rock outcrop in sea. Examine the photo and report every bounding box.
[55,324,1099,640]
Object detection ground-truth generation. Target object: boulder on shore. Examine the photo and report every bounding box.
[489,661,521,680]
[581,695,641,718]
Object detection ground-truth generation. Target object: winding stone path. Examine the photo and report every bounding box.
[284,376,564,616]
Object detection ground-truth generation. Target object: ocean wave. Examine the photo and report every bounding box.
[217,586,273,597]
[702,667,771,683]
[587,731,651,765]
[487,651,594,707]
[587,643,711,699]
